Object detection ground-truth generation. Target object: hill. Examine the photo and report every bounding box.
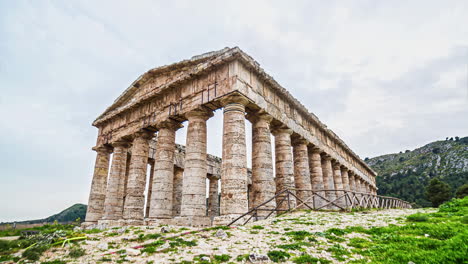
[1,204,87,225]
[366,136,468,206]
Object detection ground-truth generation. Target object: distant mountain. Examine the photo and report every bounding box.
[1,204,87,225]
[366,137,468,207]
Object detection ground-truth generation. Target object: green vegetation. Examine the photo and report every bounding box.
[267,250,291,262]
[284,230,312,241]
[292,254,331,264]
[425,178,452,207]
[213,254,231,262]
[276,242,311,251]
[366,137,468,206]
[323,196,468,264]
[68,246,86,258]
[456,183,468,198]
[0,223,86,261]
[406,213,429,222]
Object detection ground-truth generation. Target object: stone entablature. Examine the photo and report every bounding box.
[84,47,379,227]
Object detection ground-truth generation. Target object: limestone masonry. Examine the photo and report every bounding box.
[84,47,396,227]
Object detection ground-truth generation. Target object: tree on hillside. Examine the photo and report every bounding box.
[455,184,468,198]
[425,178,451,207]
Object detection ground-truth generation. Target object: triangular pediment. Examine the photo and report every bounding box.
[93,47,238,125]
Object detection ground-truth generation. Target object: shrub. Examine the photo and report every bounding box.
[22,245,49,261]
[267,250,290,262]
[425,178,452,207]
[68,246,86,258]
[41,260,67,264]
[292,254,331,264]
[252,225,264,230]
[284,231,312,241]
[213,254,231,262]
[455,184,468,198]
[406,213,429,222]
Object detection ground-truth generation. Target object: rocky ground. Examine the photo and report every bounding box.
[25,208,434,264]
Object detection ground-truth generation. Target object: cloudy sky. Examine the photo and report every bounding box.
[1,0,467,222]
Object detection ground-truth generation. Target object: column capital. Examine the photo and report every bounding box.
[158,119,184,130]
[332,160,341,170]
[246,110,273,124]
[185,108,214,121]
[308,145,322,154]
[92,145,113,154]
[340,165,348,172]
[321,153,332,161]
[134,130,155,140]
[291,136,308,146]
[271,126,293,136]
[220,93,249,107]
[112,139,131,148]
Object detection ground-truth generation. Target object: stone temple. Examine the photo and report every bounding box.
[84,47,384,227]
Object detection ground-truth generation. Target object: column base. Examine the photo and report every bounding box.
[123,219,145,226]
[212,214,251,226]
[172,216,212,227]
[97,219,126,228]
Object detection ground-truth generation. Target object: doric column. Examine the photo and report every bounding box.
[341,167,350,191]
[207,175,219,217]
[180,109,213,218]
[219,98,249,217]
[148,120,181,219]
[85,146,112,223]
[145,161,155,217]
[348,171,356,193]
[321,154,336,209]
[340,166,350,208]
[292,138,312,208]
[172,168,184,216]
[123,130,154,223]
[308,147,325,209]
[102,141,130,220]
[250,112,276,217]
[273,127,296,210]
[332,161,345,208]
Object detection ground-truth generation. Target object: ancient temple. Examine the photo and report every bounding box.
[84,47,384,227]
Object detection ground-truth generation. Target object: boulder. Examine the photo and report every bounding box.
[249,253,270,263]
[215,229,227,239]
[96,243,108,251]
[126,248,141,256]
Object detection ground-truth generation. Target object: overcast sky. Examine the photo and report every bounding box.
[1,0,467,222]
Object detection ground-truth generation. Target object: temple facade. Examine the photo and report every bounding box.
[84,47,383,227]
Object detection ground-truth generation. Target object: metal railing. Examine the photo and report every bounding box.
[227,189,412,226]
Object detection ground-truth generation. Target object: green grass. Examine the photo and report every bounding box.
[213,254,231,262]
[276,242,311,251]
[292,254,331,264]
[284,230,313,241]
[406,213,429,222]
[343,197,468,264]
[267,250,290,262]
[68,246,86,258]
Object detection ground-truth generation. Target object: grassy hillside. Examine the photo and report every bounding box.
[366,137,468,206]
[1,204,87,225]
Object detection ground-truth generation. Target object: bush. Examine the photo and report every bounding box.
[455,184,468,198]
[267,250,290,262]
[425,178,452,207]
[406,213,429,222]
[292,254,331,264]
[213,254,231,262]
[68,246,86,258]
[22,245,49,261]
